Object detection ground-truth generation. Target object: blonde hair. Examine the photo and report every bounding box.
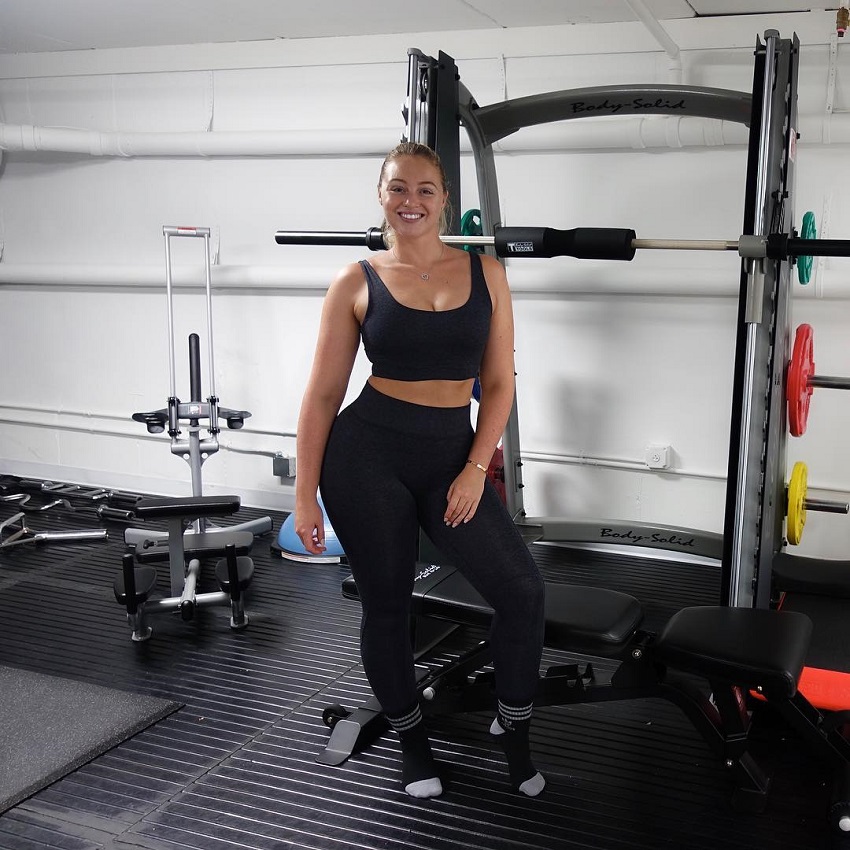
[378,142,452,244]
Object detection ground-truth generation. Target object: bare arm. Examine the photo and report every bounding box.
[444,254,517,527]
[294,264,363,552]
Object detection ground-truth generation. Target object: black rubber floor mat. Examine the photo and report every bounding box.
[0,665,181,813]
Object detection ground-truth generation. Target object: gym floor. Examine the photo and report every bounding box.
[0,479,843,850]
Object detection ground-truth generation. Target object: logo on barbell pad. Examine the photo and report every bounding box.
[507,242,535,253]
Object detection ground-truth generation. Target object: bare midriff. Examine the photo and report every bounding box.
[368,376,476,408]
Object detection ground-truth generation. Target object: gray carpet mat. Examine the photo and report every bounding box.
[0,665,181,813]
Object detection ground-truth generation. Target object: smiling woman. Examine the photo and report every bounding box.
[292,141,547,801]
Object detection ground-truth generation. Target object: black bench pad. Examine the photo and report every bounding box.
[342,562,643,656]
[136,530,254,562]
[654,606,813,699]
[134,494,241,519]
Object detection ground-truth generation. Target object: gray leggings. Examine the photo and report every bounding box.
[320,382,545,717]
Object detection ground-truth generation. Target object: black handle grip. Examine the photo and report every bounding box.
[494,226,636,260]
[189,334,202,403]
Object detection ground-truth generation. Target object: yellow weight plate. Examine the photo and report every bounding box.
[787,461,808,545]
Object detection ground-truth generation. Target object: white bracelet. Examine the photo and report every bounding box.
[466,459,488,473]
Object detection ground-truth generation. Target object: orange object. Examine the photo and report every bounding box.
[797,666,850,712]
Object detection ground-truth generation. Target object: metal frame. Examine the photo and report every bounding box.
[721,32,800,608]
[405,33,798,608]
[125,227,273,546]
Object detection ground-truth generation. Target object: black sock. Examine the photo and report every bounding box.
[386,704,442,798]
[494,700,545,796]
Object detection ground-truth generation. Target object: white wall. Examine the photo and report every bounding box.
[2,11,850,558]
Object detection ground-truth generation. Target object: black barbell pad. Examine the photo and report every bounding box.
[494,226,636,260]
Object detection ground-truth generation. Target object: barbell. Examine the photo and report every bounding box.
[274,212,836,283]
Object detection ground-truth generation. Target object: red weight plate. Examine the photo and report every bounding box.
[787,323,814,437]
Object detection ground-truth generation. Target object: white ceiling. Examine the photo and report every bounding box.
[0,0,830,55]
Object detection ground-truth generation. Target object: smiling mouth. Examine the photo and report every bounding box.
[398,212,424,220]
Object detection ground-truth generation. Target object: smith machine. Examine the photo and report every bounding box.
[276,30,850,613]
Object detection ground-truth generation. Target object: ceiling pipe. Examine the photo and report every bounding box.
[7,111,850,156]
[0,123,401,157]
[624,0,683,84]
[0,115,753,157]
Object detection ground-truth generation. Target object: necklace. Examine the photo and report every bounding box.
[392,244,445,281]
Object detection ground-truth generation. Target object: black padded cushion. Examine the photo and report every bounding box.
[112,565,157,604]
[134,494,241,519]
[543,583,643,654]
[654,606,813,699]
[341,563,643,655]
[773,552,850,598]
[214,555,255,591]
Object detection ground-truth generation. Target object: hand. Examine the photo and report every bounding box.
[294,498,327,555]
[444,464,487,527]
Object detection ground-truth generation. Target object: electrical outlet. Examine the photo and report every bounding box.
[644,444,671,470]
[273,453,296,478]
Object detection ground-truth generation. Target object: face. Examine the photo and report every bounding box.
[378,155,447,236]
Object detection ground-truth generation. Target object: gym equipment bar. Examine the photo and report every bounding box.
[275,225,850,263]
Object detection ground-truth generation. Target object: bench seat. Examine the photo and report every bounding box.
[653,605,813,699]
[342,562,644,657]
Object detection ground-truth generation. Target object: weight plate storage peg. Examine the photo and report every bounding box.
[787,461,808,545]
[787,323,815,437]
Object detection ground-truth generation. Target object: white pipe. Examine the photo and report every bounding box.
[0,262,744,296]
[624,0,683,84]
[5,112,850,157]
[625,0,680,61]
[0,124,401,157]
[522,449,726,481]
[0,403,296,439]
[0,263,332,288]
[0,116,748,157]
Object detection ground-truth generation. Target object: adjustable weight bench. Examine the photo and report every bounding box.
[320,561,850,833]
[113,494,255,641]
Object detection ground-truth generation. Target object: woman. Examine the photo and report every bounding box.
[295,142,545,799]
